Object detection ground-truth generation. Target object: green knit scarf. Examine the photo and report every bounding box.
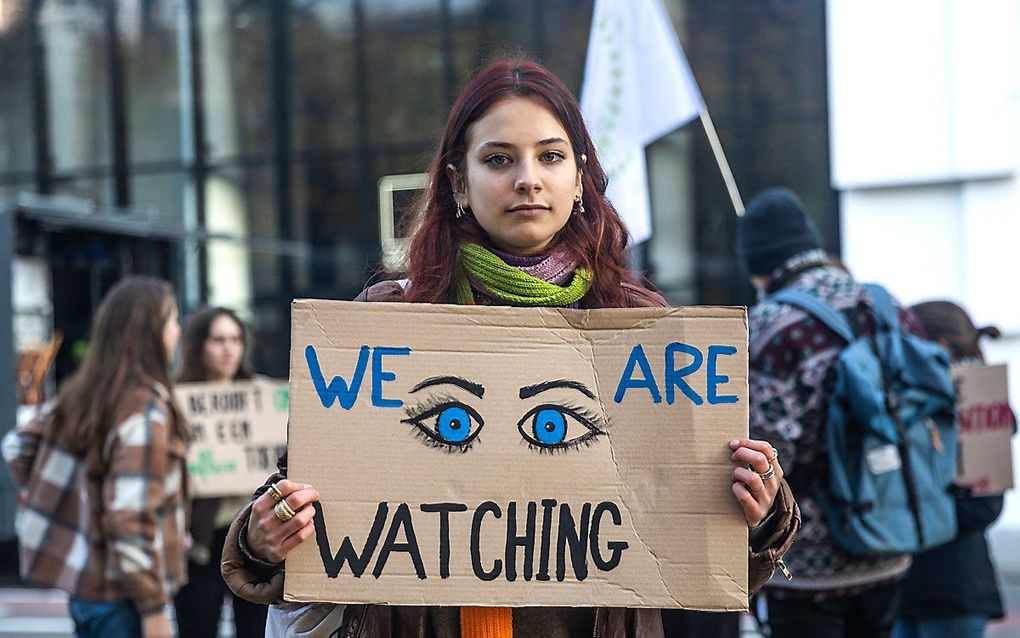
[455,242,592,306]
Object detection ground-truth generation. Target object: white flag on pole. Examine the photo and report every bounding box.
[580,0,704,244]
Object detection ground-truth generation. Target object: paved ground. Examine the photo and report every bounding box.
[0,586,1017,637]
[0,588,234,638]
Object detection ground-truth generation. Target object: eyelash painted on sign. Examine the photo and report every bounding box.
[519,402,609,455]
[410,425,481,454]
[402,393,483,453]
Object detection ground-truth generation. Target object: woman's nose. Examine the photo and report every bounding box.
[514,161,541,193]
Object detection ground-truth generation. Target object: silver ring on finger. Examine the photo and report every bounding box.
[758,465,775,481]
[767,447,779,463]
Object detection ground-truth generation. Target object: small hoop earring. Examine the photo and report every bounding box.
[455,201,465,219]
[573,196,585,216]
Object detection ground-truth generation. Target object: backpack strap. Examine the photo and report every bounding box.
[770,289,856,343]
[863,283,900,334]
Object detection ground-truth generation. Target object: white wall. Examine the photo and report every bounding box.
[828,0,1016,189]
[829,0,1020,330]
[839,179,1020,334]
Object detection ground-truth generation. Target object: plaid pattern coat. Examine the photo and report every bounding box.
[3,384,189,614]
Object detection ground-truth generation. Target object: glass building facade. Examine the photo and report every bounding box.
[0,0,835,378]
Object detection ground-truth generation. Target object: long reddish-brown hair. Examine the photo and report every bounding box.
[401,59,646,308]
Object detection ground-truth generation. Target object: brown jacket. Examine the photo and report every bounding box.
[221,281,801,637]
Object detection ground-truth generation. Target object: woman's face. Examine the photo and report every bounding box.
[448,96,582,257]
[162,305,181,362]
[202,314,244,382]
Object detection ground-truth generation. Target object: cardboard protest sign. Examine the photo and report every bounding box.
[284,300,749,611]
[177,380,289,498]
[953,364,1015,495]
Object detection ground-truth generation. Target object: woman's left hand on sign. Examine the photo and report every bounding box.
[248,479,320,564]
[728,438,784,528]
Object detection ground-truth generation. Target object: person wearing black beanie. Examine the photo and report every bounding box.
[744,187,921,638]
[739,187,823,277]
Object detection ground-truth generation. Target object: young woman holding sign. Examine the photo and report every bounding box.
[5,277,187,638]
[221,60,800,638]
[172,307,267,638]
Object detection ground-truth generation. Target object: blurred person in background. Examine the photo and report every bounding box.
[218,59,800,638]
[3,276,188,638]
[173,307,267,638]
[741,188,922,638]
[894,300,1014,638]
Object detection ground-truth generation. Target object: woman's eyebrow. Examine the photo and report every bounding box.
[409,376,485,398]
[535,137,569,146]
[519,379,596,401]
[478,137,568,150]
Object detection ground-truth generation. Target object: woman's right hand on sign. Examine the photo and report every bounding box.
[248,479,320,564]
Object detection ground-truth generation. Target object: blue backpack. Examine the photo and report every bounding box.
[771,283,958,556]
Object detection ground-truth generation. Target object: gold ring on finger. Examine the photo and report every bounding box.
[758,466,776,480]
[280,499,297,518]
[273,500,296,523]
[268,483,285,503]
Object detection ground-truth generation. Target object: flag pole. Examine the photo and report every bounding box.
[698,108,745,217]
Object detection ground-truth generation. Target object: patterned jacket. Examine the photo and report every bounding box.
[748,250,920,596]
[3,384,189,614]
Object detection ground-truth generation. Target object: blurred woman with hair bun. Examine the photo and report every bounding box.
[895,300,1015,638]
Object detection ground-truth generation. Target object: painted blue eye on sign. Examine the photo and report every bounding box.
[285,300,749,611]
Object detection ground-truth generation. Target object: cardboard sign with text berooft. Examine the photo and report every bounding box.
[284,300,749,610]
[954,364,1015,496]
[177,380,289,498]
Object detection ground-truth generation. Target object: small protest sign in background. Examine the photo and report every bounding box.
[284,300,749,611]
[177,379,289,498]
[954,364,1015,496]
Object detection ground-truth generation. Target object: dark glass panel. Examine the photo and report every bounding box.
[200,0,272,161]
[536,0,594,95]
[447,0,539,88]
[683,0,834,305]
[733,1,828,122]
[119,0,186,164]
[289,0,358,151]
[0,2,35,177]
[292,157,366,295]
[39,0,112,173]
[131,171,187,224]
[363,0,445,145]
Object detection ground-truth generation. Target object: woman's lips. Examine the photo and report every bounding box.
[507,205,549,217]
